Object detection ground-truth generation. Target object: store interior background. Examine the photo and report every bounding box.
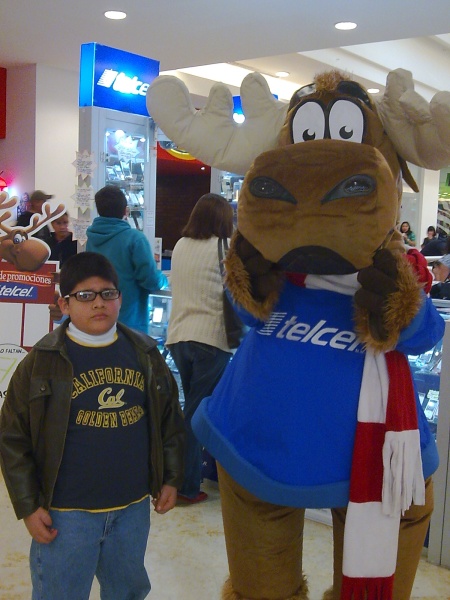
[1,1,450,251]
[1,4,450,595]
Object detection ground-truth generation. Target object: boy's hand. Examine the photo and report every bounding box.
[24,508,58,544]
[151,485,177,514]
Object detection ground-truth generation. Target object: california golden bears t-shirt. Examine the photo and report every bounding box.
[52,332,150,510]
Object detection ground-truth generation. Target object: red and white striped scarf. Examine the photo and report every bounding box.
[288,273,425,599]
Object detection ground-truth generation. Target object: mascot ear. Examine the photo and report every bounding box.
[224,231,284,321]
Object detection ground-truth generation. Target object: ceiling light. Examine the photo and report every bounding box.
[275,71,290,78]
[367,88,380,94]
[335,21,357,30]
[104,10,127,20]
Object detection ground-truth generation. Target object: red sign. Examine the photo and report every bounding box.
[0,262,57,304]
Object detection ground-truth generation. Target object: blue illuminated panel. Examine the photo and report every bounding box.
[79,43,159,116]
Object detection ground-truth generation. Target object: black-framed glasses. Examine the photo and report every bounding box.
[64,289,121,302]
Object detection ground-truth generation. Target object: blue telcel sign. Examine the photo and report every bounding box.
[79,43,160,117]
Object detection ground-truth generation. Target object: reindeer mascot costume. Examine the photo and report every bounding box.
[148,70,450,600]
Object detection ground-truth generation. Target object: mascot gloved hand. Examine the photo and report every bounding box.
[148,69,449,600]
[225,231,284,319]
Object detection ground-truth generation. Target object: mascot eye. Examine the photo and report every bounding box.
[249,177,297,204]
[292,101,325,143]
[328,100,364,143]
[12,232,27,244]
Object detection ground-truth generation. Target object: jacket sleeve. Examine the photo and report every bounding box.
[149,349,185,493]
[396,293,445,356]
[131,233,168,293]
[0,354,41,520]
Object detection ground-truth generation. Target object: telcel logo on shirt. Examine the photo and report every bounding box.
[97,69,150,97]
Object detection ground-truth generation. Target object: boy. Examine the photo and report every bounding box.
[0,252,185,600]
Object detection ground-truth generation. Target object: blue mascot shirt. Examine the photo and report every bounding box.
[192,280,443,508]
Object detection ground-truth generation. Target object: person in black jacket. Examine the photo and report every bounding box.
[0,252,185,600]
[430,254,450,299]
[49,211,77,266]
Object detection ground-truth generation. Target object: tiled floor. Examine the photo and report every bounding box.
[1,476,449,599]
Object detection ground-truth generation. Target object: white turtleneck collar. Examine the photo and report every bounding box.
[66,322,118,347]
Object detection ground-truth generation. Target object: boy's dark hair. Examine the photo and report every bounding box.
[95,185,127,219]
[59,252,119,297]
[182,193,233,239]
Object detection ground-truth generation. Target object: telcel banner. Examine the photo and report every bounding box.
[79,43,160,117]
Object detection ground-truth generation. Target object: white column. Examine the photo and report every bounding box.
[418,169,440,245]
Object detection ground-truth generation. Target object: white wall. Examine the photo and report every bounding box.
[0,65,37,198]
[0,64,78,217]
[35,65,78,216]
[418,169,440,244]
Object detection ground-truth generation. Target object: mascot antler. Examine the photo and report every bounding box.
[376,69,450,170]
[148,69,450,175]
[147,73,288,174]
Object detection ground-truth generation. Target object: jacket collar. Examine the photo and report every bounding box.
[36,320,158,354]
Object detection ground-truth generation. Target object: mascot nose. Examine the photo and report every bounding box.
[322,174,376,204]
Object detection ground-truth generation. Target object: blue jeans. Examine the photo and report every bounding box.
[30,497,151,600]
[168,341,231,498]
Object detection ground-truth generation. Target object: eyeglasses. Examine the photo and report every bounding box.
[64,289,121,302]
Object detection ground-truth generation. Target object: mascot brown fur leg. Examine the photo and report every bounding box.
[222,576,309,600]
[218,464,309,600]
[321,588,333,600]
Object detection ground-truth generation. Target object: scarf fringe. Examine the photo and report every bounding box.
[382,430,425,516]
[341,575,394,600]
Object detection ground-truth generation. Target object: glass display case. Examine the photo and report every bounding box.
[407,305,450,439]
[104,128,146,231]
[79,106,157,247]
[148,290,172,345]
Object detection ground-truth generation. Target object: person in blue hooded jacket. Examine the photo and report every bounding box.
[87,185,167,333]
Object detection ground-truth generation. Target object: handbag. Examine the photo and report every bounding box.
[218,238,247,349]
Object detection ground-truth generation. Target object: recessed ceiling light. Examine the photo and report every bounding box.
[367,88,380,94]
[275,71,290,78]
[335,21,357,30]
[104,10,127,20]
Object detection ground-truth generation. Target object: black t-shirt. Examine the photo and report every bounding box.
[51,332,150,510]
[49,232,77,266]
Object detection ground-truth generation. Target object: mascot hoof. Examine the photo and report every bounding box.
[221,576,309,600]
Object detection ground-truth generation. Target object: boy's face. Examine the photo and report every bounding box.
[52,215,70,240]
[58,276,121,336]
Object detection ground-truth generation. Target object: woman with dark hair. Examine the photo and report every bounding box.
[421,225,437,249]
[166,193,234,503]
[399,220,416,247]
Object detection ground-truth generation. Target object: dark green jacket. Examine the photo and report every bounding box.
[0,321,185,519]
